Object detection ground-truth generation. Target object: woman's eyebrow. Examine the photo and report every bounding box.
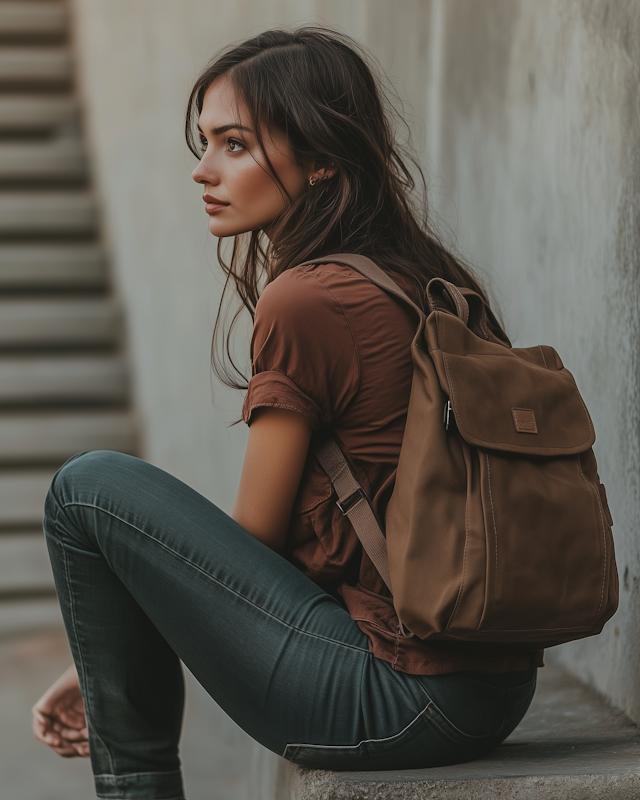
[198,123,253,136]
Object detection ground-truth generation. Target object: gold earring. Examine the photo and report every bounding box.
[309,175,317,186]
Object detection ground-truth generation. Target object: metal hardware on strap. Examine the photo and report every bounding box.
[337,488,367,515]
[312,436,393,594]
[443,400,453,432]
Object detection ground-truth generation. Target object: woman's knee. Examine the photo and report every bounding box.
[48,450,135,508]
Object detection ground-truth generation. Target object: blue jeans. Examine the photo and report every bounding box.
[44,451,536,800]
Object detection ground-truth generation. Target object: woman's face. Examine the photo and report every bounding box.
[192,76,308,237]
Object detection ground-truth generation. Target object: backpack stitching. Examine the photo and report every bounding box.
[450,286,464,318]
[538,345,549,368]
[577,455,607,622]
[445,453,470,632]
[485,453,499,610]
[479,308,491,340]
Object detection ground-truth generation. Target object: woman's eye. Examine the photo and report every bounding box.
[199,136,208,152]
[226,138,245,153]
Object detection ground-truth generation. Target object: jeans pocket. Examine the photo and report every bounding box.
[424,700,497,747]
[283,702,490,771]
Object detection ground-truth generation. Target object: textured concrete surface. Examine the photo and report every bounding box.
[430,0,640,725]
[278,662,640,799]
[0,625,276,799]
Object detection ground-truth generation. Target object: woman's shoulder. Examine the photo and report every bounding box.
[258,261,391,318]
[256,262,368,322]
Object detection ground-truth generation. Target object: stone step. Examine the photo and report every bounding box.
[0,95,78,132]
[0,138,87,184]
[0,468,54,528]
[0,297,120,349]
[0,354,128,405]
[0,596,62,637]
[0,191,96,237]
[0,2,67,41]
[0,46,72,86]
[0,243,106,289]
[279,663,640,799]
[0,409,137,464]
[0,531,54,594]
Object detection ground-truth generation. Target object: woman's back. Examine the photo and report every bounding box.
[244,260,542,675]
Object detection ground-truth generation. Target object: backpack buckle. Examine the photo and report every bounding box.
[337,488,367,515]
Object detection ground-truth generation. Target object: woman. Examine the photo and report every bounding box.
[32,28,540,798]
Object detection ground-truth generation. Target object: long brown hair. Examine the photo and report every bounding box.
[186,27,505,389]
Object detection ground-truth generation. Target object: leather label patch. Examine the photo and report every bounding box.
[512,408,538,434]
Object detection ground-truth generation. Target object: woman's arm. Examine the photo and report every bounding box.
[232,407,312,551]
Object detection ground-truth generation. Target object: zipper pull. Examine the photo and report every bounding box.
[443,400,453,431]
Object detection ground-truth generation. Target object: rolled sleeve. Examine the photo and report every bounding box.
[243,267,359,430]
[242,371,323,429]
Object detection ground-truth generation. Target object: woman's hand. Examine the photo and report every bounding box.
[32,664,90,758]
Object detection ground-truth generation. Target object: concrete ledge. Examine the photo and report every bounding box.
[277,662,640,799]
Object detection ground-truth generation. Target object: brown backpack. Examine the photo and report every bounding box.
[304,253,618,647]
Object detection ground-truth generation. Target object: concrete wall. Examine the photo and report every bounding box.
[430,0,640,725]
[71,0,639,770]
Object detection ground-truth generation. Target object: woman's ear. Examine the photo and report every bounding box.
[309,162,337,183]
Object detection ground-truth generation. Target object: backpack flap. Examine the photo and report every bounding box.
[425,311,595,456]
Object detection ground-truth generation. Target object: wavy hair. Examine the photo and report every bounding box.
[186,27,506,389]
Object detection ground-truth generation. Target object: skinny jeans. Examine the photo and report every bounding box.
[44,450,537,800]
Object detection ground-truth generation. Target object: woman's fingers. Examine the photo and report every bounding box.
[32,702,89,757]
[51,736,90,758]
[72,741,90,758]
[32,708,54,743]
[56,724,88,741]
[34,722,89,757]
[52,706,86,730]
[51,741,85,758]
[32,665,90,759]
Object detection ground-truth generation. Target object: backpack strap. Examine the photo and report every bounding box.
[300,253,508,343]
[313,436,393,594]
[302,254,406,596]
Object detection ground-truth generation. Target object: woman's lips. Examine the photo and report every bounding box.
[203,194,229,214]
[205,200,229,214]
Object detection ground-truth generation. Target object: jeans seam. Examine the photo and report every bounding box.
[55,499,371,656]
[98,796,183,800]
[53,503,119,787]
[283,702,431,756]
[94,770,183,778]
[414,678,533,743]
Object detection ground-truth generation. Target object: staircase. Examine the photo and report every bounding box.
[0,0,137,633]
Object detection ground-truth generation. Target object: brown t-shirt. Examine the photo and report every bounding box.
[242,262,543,675]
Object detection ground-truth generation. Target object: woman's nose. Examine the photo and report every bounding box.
[191,160,207,184]
[192,154,218,186]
